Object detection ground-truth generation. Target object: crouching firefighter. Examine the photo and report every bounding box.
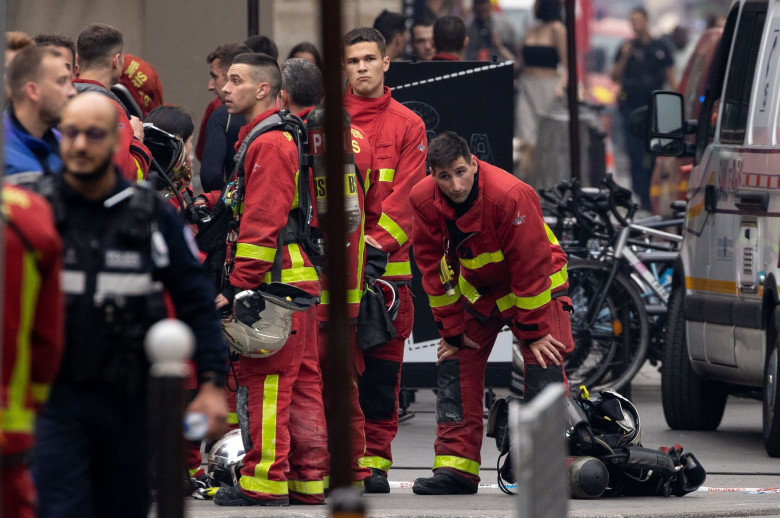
[409,132,574,495]
[31,92,228,518]
[208,53,329,507]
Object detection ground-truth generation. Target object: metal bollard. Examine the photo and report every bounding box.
[145,319,195,518]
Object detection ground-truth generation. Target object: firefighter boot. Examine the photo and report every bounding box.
[364,468,390,494]
[412,470,478,495]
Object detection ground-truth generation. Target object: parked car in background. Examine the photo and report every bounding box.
[649,27,723,216]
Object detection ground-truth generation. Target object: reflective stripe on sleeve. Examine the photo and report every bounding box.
[459,250,504,270]
[428,285,461,308]
[235,243,277,262]
[378,168,395,182]
[377,213,408,247]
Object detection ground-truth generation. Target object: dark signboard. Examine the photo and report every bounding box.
[385,59,515,172]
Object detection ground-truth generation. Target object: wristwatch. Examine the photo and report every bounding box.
[198,370,227,388]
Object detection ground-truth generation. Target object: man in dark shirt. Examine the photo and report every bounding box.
[611,7,676,211]
[197,43,250,193]
[32,92,228,518]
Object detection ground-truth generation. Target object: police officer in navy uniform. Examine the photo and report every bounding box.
[31,92,228,518]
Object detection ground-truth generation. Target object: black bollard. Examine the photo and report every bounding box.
[145,319,195,518]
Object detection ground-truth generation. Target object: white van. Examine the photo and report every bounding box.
[647,0,780,456]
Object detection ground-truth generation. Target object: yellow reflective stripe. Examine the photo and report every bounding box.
[239,374,289,496]
[460,250,504,270]
[227,411,238,425]
[433,455,480,476]
[363,169,372,192]
[550,264,567,291]
[458,276,480,304]
[323,475,330,491]
[544,223,560,246]
[288,479,324,495]
[235,243,277,262]
[428,285,461,308]
[377,213,408,247]
[320,289,363,305]
[188,467,201,477]
[291,171,300,210]
[135,159,144,182]
[514,287,551,310]
[378,168,395,182]
[3,252,41,433]
[262,244,319,284]
[496,292,515,312]
[383,261,411,277]
[359,456,392,472]
[30,383,50,405]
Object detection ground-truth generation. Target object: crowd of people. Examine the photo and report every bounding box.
[0,3,609,516]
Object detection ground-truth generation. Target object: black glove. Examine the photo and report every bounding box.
[364,242,389,281]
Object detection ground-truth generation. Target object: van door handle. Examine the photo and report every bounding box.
[735,191,769,212]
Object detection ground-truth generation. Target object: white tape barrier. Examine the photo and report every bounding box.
[388,481,780,494]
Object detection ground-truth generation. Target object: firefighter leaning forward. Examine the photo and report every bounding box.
[409,132,574,495]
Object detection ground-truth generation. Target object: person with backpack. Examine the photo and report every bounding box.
[211,52,328,507]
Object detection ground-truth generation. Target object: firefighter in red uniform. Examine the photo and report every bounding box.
[409,132,573,495]
[277,57,385,486]
[212,52,328,507]
[342,27,428,493]
[1,185,64,518]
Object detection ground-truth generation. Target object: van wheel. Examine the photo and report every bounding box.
[764,327,780,457]
[661,287,727,430]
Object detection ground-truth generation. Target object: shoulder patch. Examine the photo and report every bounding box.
[417,140,426,152]
[1,187,30,209]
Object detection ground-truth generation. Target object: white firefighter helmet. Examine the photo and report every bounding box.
[207,429,245,487]
[221,282,318,358]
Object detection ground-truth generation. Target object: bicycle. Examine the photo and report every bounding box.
[511,175,683,395]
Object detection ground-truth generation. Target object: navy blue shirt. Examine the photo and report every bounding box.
[199,105,244,192]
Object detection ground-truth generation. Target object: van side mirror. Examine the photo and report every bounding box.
[647,91,687,156]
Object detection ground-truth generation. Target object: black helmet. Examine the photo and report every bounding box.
[143,123,192,197]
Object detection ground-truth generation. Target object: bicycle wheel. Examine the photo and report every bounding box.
[566,258,649,394]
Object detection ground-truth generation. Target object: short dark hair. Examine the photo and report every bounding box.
[77,23,123,70]
[427,132,471,169]
[535,0,563,22]
[630,6,648,20]
[145,105,195,141]
[244,35,279,60]
[287,41,323,71]
[433,16,466,53]
[206,43,253,70]
[7,46,63,101]
[373,10,406,42]
[281,58,323,108]
[412,14,436,31]
[35,33,76,69]
[343,27,386,58]
[232,52,282,97]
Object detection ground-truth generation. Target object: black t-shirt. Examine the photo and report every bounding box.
[617,38,674,109]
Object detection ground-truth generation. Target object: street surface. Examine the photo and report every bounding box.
[163,364,780,517]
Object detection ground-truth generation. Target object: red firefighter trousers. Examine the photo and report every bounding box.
[358,284,413,474]
[317,323,372,483]
[433,298,574,484]
[236,307,329,504]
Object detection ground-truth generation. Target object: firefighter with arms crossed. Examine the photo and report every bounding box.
[409,132,573,495]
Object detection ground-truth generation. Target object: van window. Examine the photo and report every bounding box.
[695,9,737,163]
[719,8,767,144]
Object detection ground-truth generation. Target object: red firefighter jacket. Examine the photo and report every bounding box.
[343,86,427,281]
[230,108,321,297]
[1,185,64,455]
[410,158,568,341]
